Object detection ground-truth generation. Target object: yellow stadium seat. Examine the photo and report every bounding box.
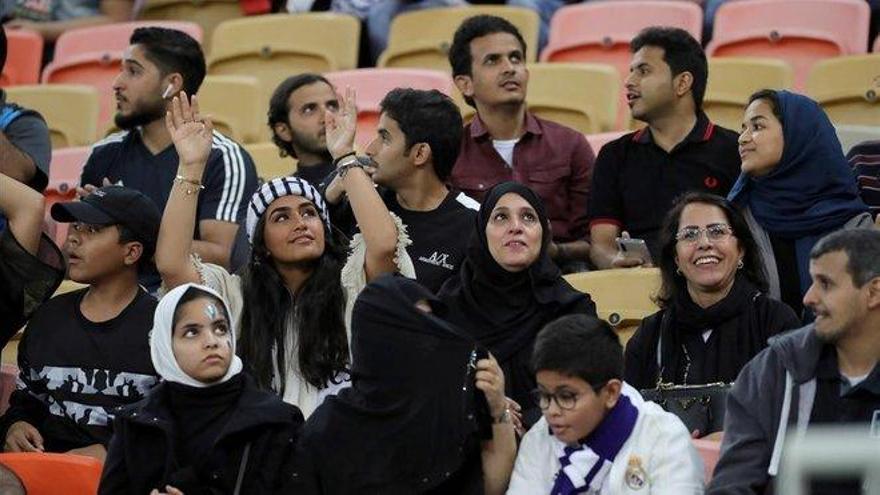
[704,57,794,131]
[5,85,98,148]
[564,268,661,345]
[458,63,618,134]
[377,6,539,70]
[245,142,298,182]
[139,0,241,54]
[198,75,263,143]
[806,54,880,127]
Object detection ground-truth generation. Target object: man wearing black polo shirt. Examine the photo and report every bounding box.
[710,229,880,494]
[589,26,740,269]
[325,88,479,293]
[79,27,258,290]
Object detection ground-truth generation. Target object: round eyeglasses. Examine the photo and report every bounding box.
[675,223,734,244]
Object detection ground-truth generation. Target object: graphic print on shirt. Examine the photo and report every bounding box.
[418,251,455,270]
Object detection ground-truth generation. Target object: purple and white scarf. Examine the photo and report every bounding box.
[550,395,639,494]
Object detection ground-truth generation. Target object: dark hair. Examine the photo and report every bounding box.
[267,73,334,158]
[630,27,708,109]
[130,27,206,96]
[379,88,462,181]
[237,214,349,390]
[747,89,784,124]
[449,15,527,107]
[810,229,880,287]
[0,28,6,74]
[656,192,768,308]
[532,314,623,388]
[171,286,230,330]
[116,224,155,275]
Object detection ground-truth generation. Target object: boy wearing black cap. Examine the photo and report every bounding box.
[0,186,161,462]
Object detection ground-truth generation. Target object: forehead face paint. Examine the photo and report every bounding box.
[204,302,218,320]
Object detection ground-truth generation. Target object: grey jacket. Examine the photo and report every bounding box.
[708,325,824,494]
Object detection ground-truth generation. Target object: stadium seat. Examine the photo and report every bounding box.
[138,0,242,54]
[540,0,702,130]
[4,85,98,148]
[1,29,43,86]
[693,438,722,483]
[324,68,456,148]
[0,453,103,495]
[198,75,263,143]
[585,131,628,155]
[563,268,661,345]
[377,6,540,70]
[704,57,794,131]
[41,21,203,130]
[245,142,297,182]
[806,54,880,127]
[0,364,17,415]
[706,0,870,91]
[836,125,880,154]
[44,146,92,246]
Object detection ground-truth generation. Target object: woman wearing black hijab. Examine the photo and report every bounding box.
[437,182,597,427]
[293,275,517,495]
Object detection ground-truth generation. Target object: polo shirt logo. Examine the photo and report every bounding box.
[704,176,719,189]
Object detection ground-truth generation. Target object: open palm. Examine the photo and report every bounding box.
[325,86,358,159]
[165,92,213,168]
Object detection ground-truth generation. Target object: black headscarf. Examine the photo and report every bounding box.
[300,275,490,493]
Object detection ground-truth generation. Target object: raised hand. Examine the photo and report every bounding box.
[475,354,510,423]
[165,92,213,169]
[324,86,357,160]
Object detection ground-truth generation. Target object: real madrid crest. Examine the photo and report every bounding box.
[624,455,648,490]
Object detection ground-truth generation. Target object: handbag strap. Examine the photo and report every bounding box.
[233,442,252,495]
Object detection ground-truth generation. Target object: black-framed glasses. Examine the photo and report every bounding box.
[675,223,734,244]
[530,389,580,411]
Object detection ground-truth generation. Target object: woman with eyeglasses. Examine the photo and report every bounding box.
[624,193,800,398]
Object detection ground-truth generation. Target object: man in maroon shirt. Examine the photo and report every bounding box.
[448,15,595,273]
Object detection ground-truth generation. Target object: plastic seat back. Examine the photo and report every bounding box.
[245,142,298,183]
[324,68,455,148]
[42,21,203,130]
[44,146,92,246]
[693,438,722,483]
[198,75,262,143]
[806,54,880,127]
[541,0,701,130]
[525,63,619,134]
[5,85,98,148]
[704,57,794,130]
[378,6,539,70]
[563,268,661,345]
[1,29,43,86]
[139,0,242,55]
[0,453,103,495]
[706,0,870,90]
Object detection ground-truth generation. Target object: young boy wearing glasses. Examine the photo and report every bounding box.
[506,314,705,494]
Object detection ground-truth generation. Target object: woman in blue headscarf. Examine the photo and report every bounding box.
[729,90,871,317]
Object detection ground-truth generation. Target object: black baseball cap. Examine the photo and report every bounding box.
[51,186,161,250]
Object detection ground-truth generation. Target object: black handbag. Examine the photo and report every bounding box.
[639,381,733,436]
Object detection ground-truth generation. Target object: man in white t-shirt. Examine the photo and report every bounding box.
[507,314,704,494]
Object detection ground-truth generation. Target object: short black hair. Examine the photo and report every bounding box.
[379,88,462,181]
[630,26,708,109]
[0,28,7,74]
[656,192,768,308]
[532,314,623,388]
[130,27,206,96]
[449,15,527,107]
[117,224,155,274]
[810,229,880,287]
[267,73,334,158]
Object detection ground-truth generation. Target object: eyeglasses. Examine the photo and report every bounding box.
[531,389,580,411]
[675,224,734,244]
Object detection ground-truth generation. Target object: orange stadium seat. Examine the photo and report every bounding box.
[706,0,870,91]
[44,146,91,246]
[693,438,722,483]
[41,21,203,131]
[0,453,103,495]
[324,68,456,148]
[1,29,43,86]
[540,0,702,130]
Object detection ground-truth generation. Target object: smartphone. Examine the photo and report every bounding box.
[616,237,652,265]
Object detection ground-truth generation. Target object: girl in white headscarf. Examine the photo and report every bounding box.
[99,284,304,495]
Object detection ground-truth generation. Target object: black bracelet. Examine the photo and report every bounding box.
[332,151,356,167]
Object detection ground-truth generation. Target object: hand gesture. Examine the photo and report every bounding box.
[324,87,357,160]
[4,421,44,452]
[475,354,509,421]
[150,486,184,495]
[165,92,213,169]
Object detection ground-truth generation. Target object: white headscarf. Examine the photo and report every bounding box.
[151,283,244,388]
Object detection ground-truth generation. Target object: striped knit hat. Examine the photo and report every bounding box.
[245,176,331,243]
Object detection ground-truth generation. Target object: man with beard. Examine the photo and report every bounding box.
[79,27,257,291]
[710,229,880,494]
[267,73,339,189]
